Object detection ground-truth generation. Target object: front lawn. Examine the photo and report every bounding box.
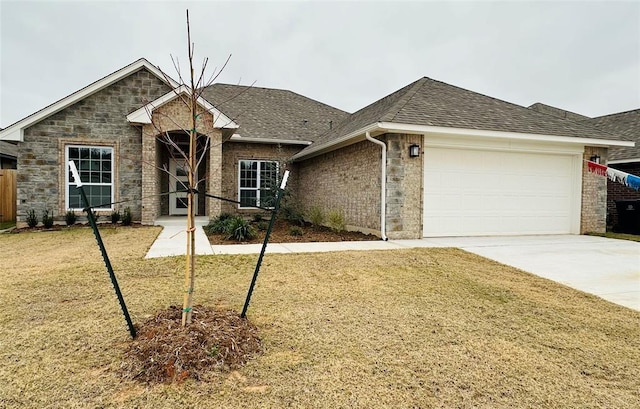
[0,228,638,408]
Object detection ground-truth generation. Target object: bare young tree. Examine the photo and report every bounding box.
[144,10,235,326]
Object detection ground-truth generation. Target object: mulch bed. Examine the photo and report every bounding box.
[9,222,144,233]
[120,305,262,384]
[207,219,379,245]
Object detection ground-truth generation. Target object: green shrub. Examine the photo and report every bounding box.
[42,210,54,229]
[26,209,38,228]
[280,205,305,226]
[204,213,233,235]
[289,226,303,236]
[307,206,324,226]
[256,221,269,231]
[121,207,132,226]
[65,210,77,226]
[224,216,256,241]
[110,210,121,225]
[252,213,266,223]
[327,209,346,232]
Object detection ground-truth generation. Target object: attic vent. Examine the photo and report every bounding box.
[329,120,333,130]
[302,120,308,128]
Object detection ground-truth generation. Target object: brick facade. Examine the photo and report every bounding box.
[296,139,382,236]
[17,68,170,225]
[607,162,640,229]
[221,142,301,216]
[385,134,423,239]
[140,97,223,224]
[580,147,608,234]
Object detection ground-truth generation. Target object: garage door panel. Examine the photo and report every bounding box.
[423,147,577,237]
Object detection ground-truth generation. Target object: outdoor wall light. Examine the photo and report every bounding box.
[409,144,420,158]
[590,154,601,164]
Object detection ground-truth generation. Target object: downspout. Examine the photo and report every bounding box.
[365,131,388,241]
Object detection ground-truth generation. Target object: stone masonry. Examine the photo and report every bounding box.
[141,97,223,224]
[17,68,171,225]
[581,146,608,234]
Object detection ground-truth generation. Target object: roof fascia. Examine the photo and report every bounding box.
[292,121,635,161]
[229,135,311,145]
[0,58,179,142]
[608,158,640,165]
[378,122,635,148]
[126,85,239,129]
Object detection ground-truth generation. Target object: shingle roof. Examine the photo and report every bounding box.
[583,109,640,161]
[528,103,590,122]
[201,84,349,142]
[301,77,627,157]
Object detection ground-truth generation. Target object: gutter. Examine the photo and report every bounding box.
[365,131,388,241]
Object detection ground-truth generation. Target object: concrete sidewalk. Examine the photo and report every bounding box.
[145,216,213,258]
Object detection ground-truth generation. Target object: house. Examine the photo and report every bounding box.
[529,103,640,230]
[0,140,17,169]
[0,58,634,238]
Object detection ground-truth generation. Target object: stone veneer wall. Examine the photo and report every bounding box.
[221,142,301,216]
[384,134,423,239]
[295,139,382,235]
[581,146,608,234]
[141,97,223,224]
[17,68,171,225]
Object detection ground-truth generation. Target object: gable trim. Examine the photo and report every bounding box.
[126,85,239,129]
[0,58,179,142]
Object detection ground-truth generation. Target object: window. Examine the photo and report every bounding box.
[66,146,114,210]
[238,160,278,208]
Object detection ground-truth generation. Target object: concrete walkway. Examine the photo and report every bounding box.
[145,224,639,311]
[145,216,213,258]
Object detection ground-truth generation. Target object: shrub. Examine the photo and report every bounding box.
[280,205,305,226]
[307,206,324,226]
[289,226,303,236]
[122,207,132,226]
[65,210,77,226]
[256,221,269,231]
[26,209,38,228]
[327,209,346,232]
[252,213,265,223]
[111,210,121,225]
[204,213,233,235]
[42,210,54,229]
[224,216,256,241]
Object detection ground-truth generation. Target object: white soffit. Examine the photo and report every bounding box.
[126,85,238,129]
[0,58,179,142]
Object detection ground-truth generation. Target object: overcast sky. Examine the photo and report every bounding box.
[1,0,639,127]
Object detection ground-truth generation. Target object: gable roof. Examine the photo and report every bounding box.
[583,109,640,163]
[126,85,238,129]
[201,84,349,143]
[0,58,178,142]
[293,77,633,160]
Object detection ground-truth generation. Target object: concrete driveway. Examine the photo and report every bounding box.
[422,235,640,311]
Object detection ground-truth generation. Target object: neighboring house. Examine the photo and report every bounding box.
[586,110,640,229]
[0,58,634,238]
[0,140,17,169]
[529,103,640,230]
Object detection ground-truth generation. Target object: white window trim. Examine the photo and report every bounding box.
[237,159,279,209]
[65,145,115,211]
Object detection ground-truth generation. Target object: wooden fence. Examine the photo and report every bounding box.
[0,169,17,222]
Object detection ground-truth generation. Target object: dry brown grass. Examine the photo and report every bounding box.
[0,227,639,408]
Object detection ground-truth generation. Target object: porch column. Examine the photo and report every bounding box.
[141,125,159,224]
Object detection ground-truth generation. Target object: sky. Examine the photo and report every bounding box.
[1,0,639,128]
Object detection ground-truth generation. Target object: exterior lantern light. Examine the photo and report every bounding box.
[590,154,601,164]
[409,144,420,158]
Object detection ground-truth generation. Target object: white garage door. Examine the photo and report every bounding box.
[423,146,580,237]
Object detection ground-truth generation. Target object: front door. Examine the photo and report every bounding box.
[168,158,197,215]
